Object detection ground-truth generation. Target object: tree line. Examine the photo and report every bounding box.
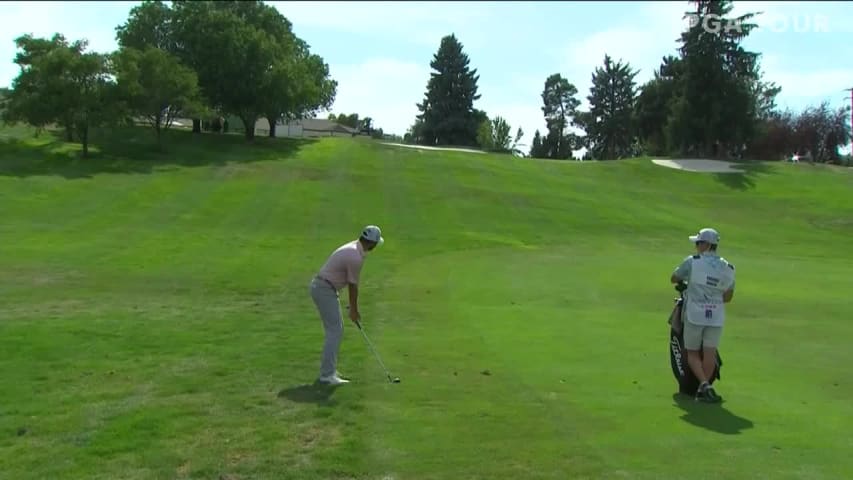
[2,0,337,156]
[407,0,851,163]
[2,0,849,163]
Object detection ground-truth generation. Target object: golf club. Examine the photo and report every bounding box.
[354,319,400,383]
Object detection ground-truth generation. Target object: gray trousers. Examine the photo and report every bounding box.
[310,277,343,378]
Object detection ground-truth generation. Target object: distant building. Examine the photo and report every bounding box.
[254,118,360,138]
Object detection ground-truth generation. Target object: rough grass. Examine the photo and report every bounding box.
[1,125,851,479]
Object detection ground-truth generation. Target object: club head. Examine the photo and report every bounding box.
[391,376,400,383]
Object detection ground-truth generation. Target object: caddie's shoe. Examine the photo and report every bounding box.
[318,374,350,385]
[705,385,722,403]
[695,382,708,401]
[695,382,721,403]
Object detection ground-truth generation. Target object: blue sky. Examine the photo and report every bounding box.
[2,1,852,152]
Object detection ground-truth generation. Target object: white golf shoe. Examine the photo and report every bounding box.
[317,374,350,385]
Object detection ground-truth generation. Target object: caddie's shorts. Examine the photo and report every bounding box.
[683,322,722,350]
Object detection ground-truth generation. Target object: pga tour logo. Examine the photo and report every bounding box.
[685,13,830,34]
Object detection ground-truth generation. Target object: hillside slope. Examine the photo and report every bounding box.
[1,126,851,479]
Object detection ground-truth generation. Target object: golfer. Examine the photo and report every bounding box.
[670,227,735,403]
[310,225,384,385]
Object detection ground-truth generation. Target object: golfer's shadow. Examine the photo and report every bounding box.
[278,382,340,406]
[672,393,754,435]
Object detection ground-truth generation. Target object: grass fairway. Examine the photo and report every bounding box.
[1,125,852,479]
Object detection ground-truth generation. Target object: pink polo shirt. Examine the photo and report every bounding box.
[316,240,365,291]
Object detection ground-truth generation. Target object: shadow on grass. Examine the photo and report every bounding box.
[278,383,340,406]
[0,125,317,180]
[672,393,754,435]
[713,161,778,191]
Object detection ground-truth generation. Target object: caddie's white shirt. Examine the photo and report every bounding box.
[673,252,735,327]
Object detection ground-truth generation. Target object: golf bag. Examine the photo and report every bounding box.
[668,283,722,395]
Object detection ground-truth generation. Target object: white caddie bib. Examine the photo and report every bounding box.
[686,257,734,326]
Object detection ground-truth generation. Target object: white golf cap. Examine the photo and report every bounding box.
[689,227,720,244]
[360,225,384,245]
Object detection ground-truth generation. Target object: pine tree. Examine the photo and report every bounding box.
[634,55,684,155]
[415,34,481,146]
[583,54,638,160]
[667,0,762,157]
[530,129,546,158]
[540,73,581,159]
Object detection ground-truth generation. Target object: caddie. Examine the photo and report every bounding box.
[671,227,736,402]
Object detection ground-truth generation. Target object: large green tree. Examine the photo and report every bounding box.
[4,34,83,140]
[0,88,9,116]
[264,49,336,137]
[171,1,279,140]
[509,127,525,156]
[116,1,196,130]
[119,1,334,140]
[666,0,763,157]
[477,115,523,154]
[330,113,360,129]
[5,34,120,156]
[476,115,494,150]
[69,50,121,157]
[751,72,782,123]
[793,102,852,163]
[291,54,337,123]
[578,54,639,160]
[540,73,581,159]
[115,0,175,52]
[490,116,512,152]
[529,130,547,158]
[259,25,336,137]
[113,46,204,144]
[416,34,482,146]
[744,102,851,163]
[634,55,683,156]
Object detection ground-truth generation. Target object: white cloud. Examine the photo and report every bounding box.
[546,1,853,155]
[565,27,673,109]
[761,55,853,110]
[0,1,130,53]
[561,1,852,126]
[477,101,545,151]
[3,0,848,155]
[641,1,826,35]
[272,1,494,48]
[325,58,562,155]
[730,2,853,112]
[0,1,134,87]
[272,1,502,139]
[326,58,431,136]
[561,2,690,112]
[326,59,555,151]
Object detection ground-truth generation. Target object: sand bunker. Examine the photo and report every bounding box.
[381,143,485,154]
[652,158,744,173]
